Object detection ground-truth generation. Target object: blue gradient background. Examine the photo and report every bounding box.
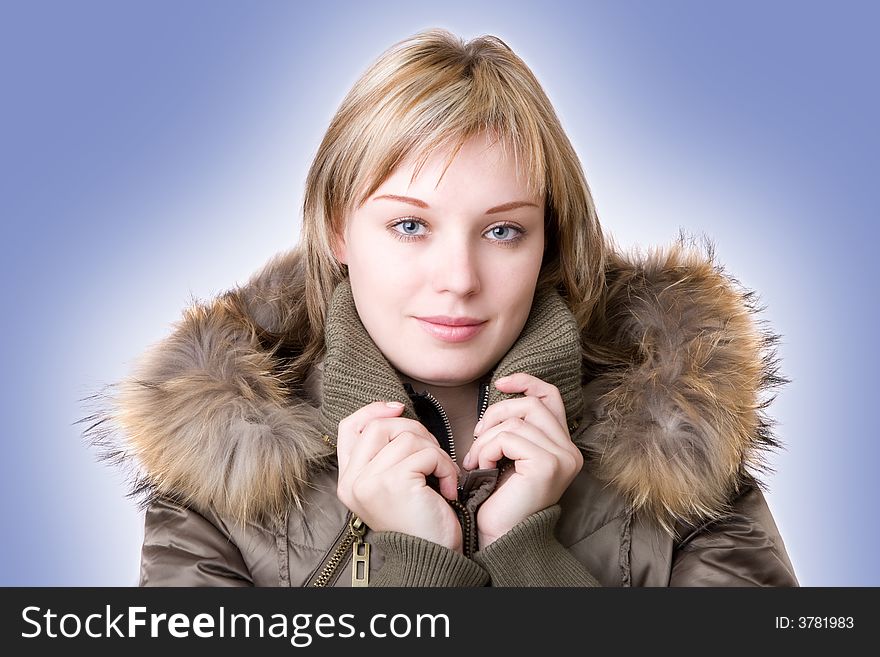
[2,0,876,586]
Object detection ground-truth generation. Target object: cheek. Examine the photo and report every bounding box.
[488,250,543,315]
[498,280,538,318]
[346,243,414,319]
[346,233,407,281]
[492,246,543,287]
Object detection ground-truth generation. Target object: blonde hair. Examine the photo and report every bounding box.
[290,28,606,381]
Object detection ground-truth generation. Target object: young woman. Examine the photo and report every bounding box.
[88,29,798,586]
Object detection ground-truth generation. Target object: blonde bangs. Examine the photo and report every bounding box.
[328,31,550,218]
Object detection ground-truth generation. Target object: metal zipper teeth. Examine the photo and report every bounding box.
[467,381,493,554]
[426,382,491,557]
[478,381,490,423]
[423,390,456,462]
[311,512,356,587]
[448,498,476,558]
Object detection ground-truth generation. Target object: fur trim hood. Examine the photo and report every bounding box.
[80,236,786,531]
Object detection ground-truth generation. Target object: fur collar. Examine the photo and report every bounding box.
[81,238,785,530]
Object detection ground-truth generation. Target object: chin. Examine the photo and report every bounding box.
[401,360,489,387]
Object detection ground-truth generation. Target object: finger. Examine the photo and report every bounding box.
[389,447,460,501]
[475,396,567,448]
[466,417,564,469]
[493,373,567,425]
[346,401,408,436]
[344,417,438,476]
[362,430,454,477]
[470,431,544,470]
[336,401,406,471]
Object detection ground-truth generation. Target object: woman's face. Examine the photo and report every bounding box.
[334,133,546,387]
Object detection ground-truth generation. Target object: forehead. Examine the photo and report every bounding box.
[373,134,536,202]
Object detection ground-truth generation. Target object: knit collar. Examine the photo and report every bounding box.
[318,279,584,441]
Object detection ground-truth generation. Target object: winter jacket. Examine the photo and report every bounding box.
[85,242,798,587]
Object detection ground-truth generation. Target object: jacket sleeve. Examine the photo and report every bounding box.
[139,496,254,587]
[369,506,601,587]
[473,505,601,587]
[369,531,490,587]
[669,482,799,586]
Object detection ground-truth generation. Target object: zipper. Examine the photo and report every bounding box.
[350,516,370,587]
[468,380,492,555]
[423,380,491,557]
[422,390,457,462]
[310,512,369,587]
[477,378,490,426]
[448,498,478,557]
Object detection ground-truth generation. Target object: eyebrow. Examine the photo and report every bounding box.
[372,194,539,214]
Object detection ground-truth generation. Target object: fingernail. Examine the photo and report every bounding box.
[385,401,404,409]
[463,452,472,469]
[474,420,484,434]
[496,375,510,384]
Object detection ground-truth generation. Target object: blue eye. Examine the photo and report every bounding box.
[486,224,523,242]
[399,220,422,235]
[389,218,427,241]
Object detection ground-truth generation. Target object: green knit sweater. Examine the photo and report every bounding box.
[319,279,600,587]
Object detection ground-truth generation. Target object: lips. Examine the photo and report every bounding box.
[416,315,486,327]
[414,316,488,343]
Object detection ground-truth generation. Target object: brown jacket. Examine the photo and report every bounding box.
[85,241,798,586]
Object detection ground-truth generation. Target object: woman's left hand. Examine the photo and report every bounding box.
[464,372,584,549]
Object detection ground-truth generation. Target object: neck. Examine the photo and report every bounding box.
[396,372,481,422]
[396,371,484,464]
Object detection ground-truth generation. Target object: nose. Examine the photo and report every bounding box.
[430,234,481,296]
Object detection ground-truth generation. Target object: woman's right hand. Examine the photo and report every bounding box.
[335,401,463,552]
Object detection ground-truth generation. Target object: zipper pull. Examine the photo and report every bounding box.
[350,516,370,587]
